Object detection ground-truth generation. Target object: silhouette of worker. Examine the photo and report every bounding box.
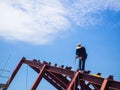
[76,43,87,71]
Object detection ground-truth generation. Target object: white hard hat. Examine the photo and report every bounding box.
[77,43,81,47]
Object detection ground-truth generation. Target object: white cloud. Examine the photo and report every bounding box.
[0,0,120,45]
[68,0,120,26]
[109,0,120,11]
[0,0,70,45]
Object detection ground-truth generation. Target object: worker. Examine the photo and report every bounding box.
[76,43,87,71]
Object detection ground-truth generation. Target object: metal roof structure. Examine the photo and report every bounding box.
[1,57,120,90]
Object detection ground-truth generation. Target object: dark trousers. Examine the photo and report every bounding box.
[79,59,86,71]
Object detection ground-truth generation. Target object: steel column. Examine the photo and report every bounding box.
[66,71,79,90]
[3,58,24,90]
[100,79,108,90]
[30,64,46,90]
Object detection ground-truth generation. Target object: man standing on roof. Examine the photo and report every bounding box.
[76,43,87,71]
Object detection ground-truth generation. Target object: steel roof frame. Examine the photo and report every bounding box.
[1,57,120,90]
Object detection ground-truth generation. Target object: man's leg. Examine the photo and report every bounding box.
[79,59,81,70]
[82,59,86,70]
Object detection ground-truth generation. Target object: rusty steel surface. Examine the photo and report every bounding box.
[1,57,120,90]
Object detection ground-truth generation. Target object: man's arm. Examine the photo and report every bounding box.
[75,49,78,59]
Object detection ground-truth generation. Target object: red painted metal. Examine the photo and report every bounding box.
[1,57,120,90]
[66,71,79,90]
[43,73,63,90]
[45,70,67,89]
[30,64,46,90]
[24,59,74,77]
[109,80,120,89]
[2,58,24,90]
[79,80,92,90]
[52,73,70,85]
[0,84,7,89]
[100,79,108,90]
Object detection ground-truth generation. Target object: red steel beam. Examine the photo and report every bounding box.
[100,79,108,90]
[27,60,102,90]
[3,58,24,90]
[79,80,92,90]
[109,80,120,89]
[79,73,120,90]
[5,58,120,90]
[29,66,63,89]
[30,65,70,87]
[20,59,120,90]
[66,71,79,90]
[30,64,46,90]
[79,74,120,89]
[53,73,70,85]
[89,83,100,90]
[29,65,40,73]
[45,70,67,89]
[43,73,63,90]
[79,73,104,85]
[23,59,120,90]
[23,59,44,69]
[0,84,7,88]
[23,59,74,77]
[30,66,70,90]
[46,66,74,78]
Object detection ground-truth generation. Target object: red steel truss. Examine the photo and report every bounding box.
[1,57,120,90]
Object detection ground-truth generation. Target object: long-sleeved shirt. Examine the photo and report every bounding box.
[76,46,87,60]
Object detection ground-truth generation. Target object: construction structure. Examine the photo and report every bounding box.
[1,57,120,90]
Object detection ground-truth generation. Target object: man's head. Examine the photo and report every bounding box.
[76,43,82,49]
[77,43,81,47]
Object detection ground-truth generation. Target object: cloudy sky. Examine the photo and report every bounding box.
[0,0,120,90]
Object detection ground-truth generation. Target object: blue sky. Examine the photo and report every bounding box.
[0,0,120,90]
